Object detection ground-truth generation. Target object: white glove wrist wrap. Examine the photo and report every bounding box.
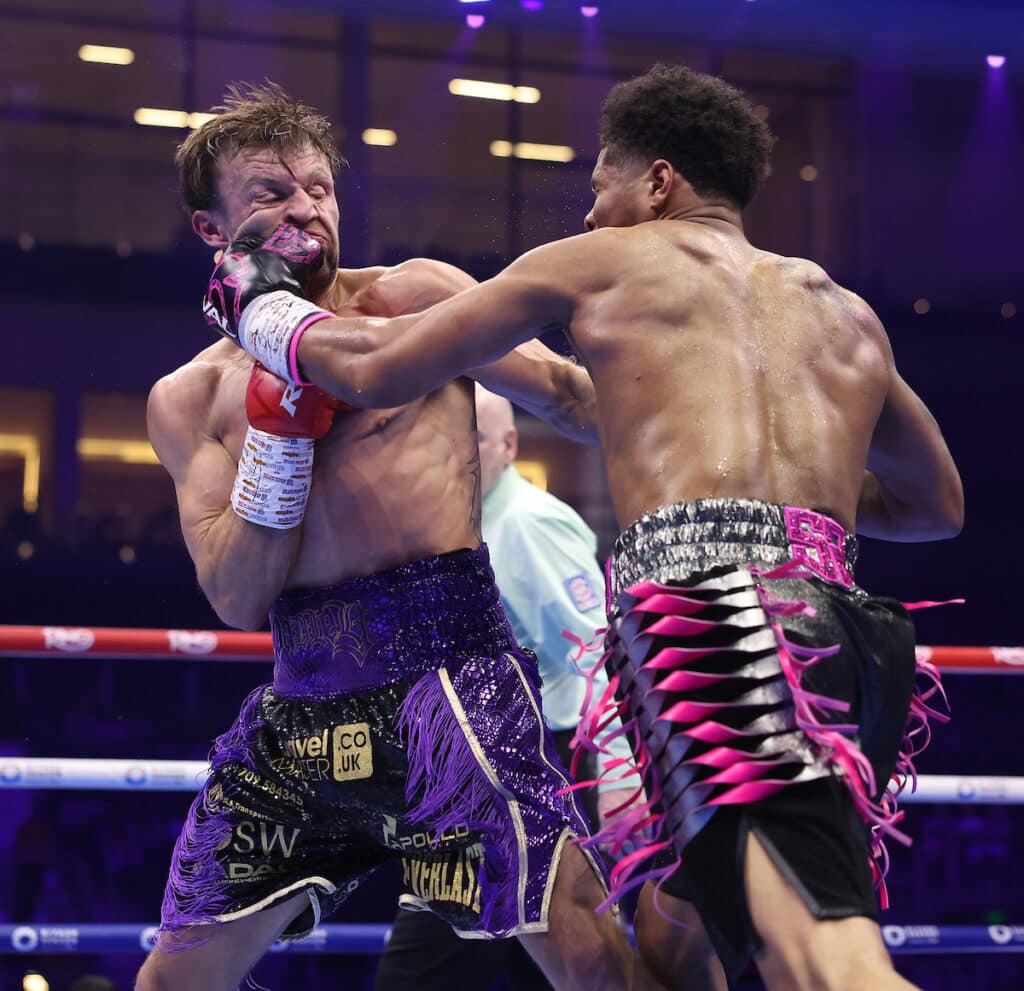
[237,291,332,384]
[230,426,315,530]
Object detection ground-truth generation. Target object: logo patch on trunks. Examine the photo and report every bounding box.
[332,722,372,781]
[400,843,484,913]
[564,572,602,612]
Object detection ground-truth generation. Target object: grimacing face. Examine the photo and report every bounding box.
[584,147,649,231]
[212,142,341,295]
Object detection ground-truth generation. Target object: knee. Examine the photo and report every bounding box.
[634,891,726,991]
[134,954,172,991]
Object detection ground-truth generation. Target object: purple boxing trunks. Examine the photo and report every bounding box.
[158,546,602,942]
[574,499,948,978]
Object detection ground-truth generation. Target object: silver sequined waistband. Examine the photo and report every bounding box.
[611,498,858,603]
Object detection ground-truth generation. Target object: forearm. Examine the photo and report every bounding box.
[295,278,571,409]
[862,371,965,541]
[471,342,598,445]
[192,508,300,629]
[856,463,964,541]
[297,311,483,408]
[547,360,599,445]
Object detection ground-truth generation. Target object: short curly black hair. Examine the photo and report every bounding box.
[175,81,347,215]
[600,64,774,209]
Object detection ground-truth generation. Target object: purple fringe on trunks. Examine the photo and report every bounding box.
[158,685,268,942]
[398,664,524,933]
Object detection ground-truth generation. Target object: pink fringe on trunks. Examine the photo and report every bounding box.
[561,562,952,914]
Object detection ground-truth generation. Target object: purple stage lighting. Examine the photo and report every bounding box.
[521,0,543,9]
[986,54,1006,68]
[580,5,599,17]
[466,13,485,28]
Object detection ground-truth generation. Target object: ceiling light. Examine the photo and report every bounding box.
[134,107,189,128]
[363,128,397,147]
[490,141,576,163]
[133,108,214,129]
[77,438,160,464]
[449,79,540,103]
[78,44,134,65]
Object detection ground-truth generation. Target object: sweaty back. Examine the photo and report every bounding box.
[571,221,890,532]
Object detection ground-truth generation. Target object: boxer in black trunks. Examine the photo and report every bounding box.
[204,66,963,991]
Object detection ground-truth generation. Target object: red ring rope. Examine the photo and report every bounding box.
[0,625,1021,672]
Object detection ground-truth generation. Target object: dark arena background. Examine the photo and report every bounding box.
[1,0,1022,988]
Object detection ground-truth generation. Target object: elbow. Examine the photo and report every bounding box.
[198,574,269,631]
[349,354,416,409]
[937,483,965,539]
[910,494,963,542]
[350,356,389,408]
[212,596,269,632]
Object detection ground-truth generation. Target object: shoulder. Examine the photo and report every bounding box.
[149,340,237,407]
[397,257,477,284]
[774,252,834,290]
[147,341,243,449]
[830,284,891,358]
[345,259,476,317]
[500,227,640,298]
[335,266,389,298]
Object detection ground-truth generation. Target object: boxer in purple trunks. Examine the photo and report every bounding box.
[161,548,595,945]
[204,67,964,991]
[140,82,658,991]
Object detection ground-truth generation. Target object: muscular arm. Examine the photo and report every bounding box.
[296,233,613,427]
[858,359,964,541]
[472,340,598,444]
[147,365,298,629]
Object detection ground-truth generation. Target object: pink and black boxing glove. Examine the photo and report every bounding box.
[230,363,352,530]
[203,223,333,385]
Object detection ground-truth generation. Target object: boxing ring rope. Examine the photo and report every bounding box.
[4,758,1023,804]
[3,625,1023,959]
[2,624,1022,673]
[1,923,1022,956]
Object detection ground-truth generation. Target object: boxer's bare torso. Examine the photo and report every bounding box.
[565,219,888,532]
[157,335,481,589]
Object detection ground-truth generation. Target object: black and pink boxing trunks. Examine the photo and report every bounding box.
[573,498,947,978]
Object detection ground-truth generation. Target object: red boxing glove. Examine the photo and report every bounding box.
[246,363,351,439]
